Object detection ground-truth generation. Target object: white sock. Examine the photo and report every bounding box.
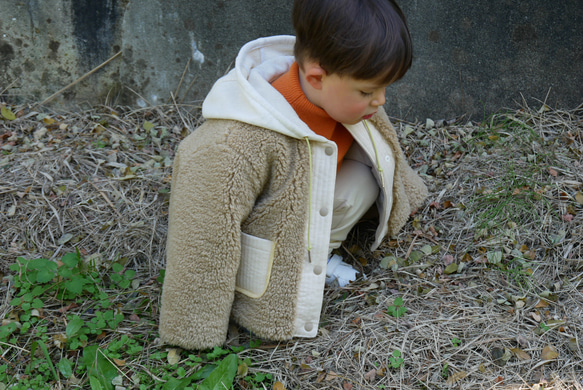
[326,254,360,287]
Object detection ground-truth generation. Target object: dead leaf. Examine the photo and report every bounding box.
[530,311,542,322]
[113,358,126,367]
[376,366,386,377]
[495,376,504,384]
[343,382,353,390]
[562,214,574,222]
[446,370,467,385]
[548,167,558,177]
[535,300,549,308]
[567,338,579,353]
[511,347,531,360]
[143,121,155,131]
[325,371,338,381]
[444,263,458,274]
[364,369,376,381]
[575,191,583,205]
[541,345,559,361]
[429,201,441,209]
[1,106,16,121]
[167,348,181,365]
[43,117,56,125]
[95,331,107,341]
[516,335,529,348]
[442,254,455,266]
[273,381,286,390]
[129,314,140,322]
[237,362,248,377]
[53,334,67,349]
[492,347,512,366]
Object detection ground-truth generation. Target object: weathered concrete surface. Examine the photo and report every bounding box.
[0,0,581,120]
[396,0,583,120]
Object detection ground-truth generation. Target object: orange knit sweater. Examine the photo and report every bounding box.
[272,62,354,168]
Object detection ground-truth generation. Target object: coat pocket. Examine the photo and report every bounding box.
[235,232,276,298]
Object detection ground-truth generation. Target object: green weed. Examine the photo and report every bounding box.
[389,349,404,369]
[387,296,407,318]
[0,251,272,389]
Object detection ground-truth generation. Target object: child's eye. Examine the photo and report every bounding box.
[360,91,373,97]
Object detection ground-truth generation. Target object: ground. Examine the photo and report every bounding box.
[0,101,582,389]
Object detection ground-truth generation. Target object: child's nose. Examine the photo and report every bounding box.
[372,89,386,106]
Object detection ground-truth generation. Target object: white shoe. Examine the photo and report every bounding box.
[326,254,361,287]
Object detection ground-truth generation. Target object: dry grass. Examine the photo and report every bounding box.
[1,100,582,389]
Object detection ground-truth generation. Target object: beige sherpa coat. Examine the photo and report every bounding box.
[159,36,427,350]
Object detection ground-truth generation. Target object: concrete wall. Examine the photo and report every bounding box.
[0,0,581,120]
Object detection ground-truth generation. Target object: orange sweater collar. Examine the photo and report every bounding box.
[271,62,337,139]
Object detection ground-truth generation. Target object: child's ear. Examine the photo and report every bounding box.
[303,62,327,90]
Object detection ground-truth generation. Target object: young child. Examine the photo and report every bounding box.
[160,0,427,350]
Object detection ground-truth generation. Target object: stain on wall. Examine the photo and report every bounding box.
[71,0,118,67]
[0,41,15,68]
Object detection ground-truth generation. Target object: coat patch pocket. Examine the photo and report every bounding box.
[236,232,276,298]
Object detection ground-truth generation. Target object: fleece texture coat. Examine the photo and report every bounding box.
[159,36,428,350]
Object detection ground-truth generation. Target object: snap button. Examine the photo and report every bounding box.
[313,265,323,275]
[385,155,391,162]
[319,207,329,217]
[304,322,314,332]
[325,146,334,156]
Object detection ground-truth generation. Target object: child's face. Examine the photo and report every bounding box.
[318,74,388,125]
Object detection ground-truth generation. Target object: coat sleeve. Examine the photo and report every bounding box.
[374,109,428,236]
[159,125,265,350]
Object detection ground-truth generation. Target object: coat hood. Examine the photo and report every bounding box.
[202,36,327,142]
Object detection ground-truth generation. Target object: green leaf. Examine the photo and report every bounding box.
[31,261,57,283]
[143,121,155,131]
[57,358,74,379]
[31,285,44,297]
[408,250,424,262]
[198,354,238,390]
[65,275,85,294]
[61,252,80,268]
[111,263,123,273]
[444,263,459,274]
[1,106,16,121]
[89,375,105,390]
[9,262,21,272]
[66,316,84,338]
[393,297,404,306]
[83,346,117,390]
[420,245,433,255]
[206,346,230,360]
[9,297,21,306]
[486,251,502,265]
[162,364,217,390]
[22,293,33,303]
[32,298,44,309]
[162,378,189,390]
[38,340,59,381]
[37,269,57,283]
[58,266,73,278]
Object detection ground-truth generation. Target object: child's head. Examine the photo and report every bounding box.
[292,0,412,86]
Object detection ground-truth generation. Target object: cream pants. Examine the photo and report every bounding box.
[329,144,379,251]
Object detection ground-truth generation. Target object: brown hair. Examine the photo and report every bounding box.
[293,0,412,85]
